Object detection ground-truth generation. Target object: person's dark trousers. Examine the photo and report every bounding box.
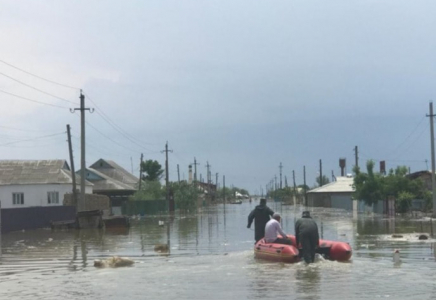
[273,238,293,246]
[300,235,316,263]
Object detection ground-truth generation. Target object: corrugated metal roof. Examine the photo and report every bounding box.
[307,176,355,194]
[0,160,92,186]
[89,159,138,189]
[86,167,137,192]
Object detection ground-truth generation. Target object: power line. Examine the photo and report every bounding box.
[386,116,426,158]
[85,119,152,154]
[0,71,77,105]
[0,88,69,109]
[71,134,138,158]
[0,59,80,90]
[0,124,56,132]
[0,132,65,147]
[84,92,159,149]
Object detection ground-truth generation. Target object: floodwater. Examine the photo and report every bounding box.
[1,201,436,300]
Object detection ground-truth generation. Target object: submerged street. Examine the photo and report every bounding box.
[1,201,436,300]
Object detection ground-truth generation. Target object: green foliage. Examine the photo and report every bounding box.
[131,180,164,201]
[354,160,384,206]
[396,191,413,213]
[316,175,330,186]
[353,160,429,211]
[171,182,199,211]
[141,160,164,181]
[269,186,298,200]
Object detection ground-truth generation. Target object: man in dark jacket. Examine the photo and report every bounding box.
[247,198,274,242]
[295,211,319,264]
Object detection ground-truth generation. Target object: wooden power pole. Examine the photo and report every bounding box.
[427,102,436,216]
[72,91,93,211]
[66,124,77,210]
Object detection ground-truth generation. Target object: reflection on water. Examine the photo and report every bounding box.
[295,265,321,300]
[1,202,436,299]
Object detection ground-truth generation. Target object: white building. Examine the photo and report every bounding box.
[307,176,355,210]
[0,160,92,209]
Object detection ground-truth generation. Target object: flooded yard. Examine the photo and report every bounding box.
[1,201,436,300]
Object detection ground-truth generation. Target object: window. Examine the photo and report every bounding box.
[47,191,59,204]
[12,193,24,205]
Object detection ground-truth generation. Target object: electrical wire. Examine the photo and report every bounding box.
[84,92,160,149]
[0,71,77,105]
[71,134,137,158]
[85,120,144,153]
[0,124,60,132]
[0,88,69,109]
[0,132,65,147]
[385,116,426,158]
[0,59,80,90]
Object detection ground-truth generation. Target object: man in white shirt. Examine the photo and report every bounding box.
[264,213,292,245]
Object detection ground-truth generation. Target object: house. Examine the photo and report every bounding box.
[0,159,93,233]
[307,176,355,210]
[406,170,432,191]
[0,159,92,209]
[81,159,138,214]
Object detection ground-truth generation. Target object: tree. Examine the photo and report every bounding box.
[131,180,164,201]
[141,160,164,181]
[171,181,199,212]
[316,175,330,186]
[353,160,384,206]
[353,160,429,210]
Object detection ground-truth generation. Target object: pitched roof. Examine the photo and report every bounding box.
[0,160,91,186]
[307,176,355,194]
[89,159,138,189]
[85,167,136,192]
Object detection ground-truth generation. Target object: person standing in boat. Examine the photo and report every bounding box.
[247,198,274,242]
[295,211,320,264]
[264,213,292,245]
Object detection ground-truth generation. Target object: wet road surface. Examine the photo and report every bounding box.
[1,201,436,300]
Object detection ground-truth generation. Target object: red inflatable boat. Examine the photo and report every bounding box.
[254,235,352,263]
[254,238,300,263]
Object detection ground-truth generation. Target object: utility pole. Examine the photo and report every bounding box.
[66,124,77,211]
[292,170,297,192]
[161,142,173,203]
[215,172,218,187]
[223,175,226,205]
[354,146,359,170]
[319,159,323,187]
[274,175,277,191]
[285,176,288,188]
[177,164,180,183]
[427,102,436,217]
[205,161,211,200]
[72,91,93,211]
[279,162,283,189]
[303,165,307,206]
[192,157,200,185]
[139,153,143,190]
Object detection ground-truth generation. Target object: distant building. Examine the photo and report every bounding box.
[0,159,92,209]
[307,176,355,210]
[406,170,432,191]
[81,159,138,214]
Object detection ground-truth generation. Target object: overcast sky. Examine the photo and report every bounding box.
[1,1,435,194]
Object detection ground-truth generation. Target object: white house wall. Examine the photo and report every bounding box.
[0,184,93,209]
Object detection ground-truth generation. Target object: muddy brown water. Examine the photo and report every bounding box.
[1,201,436,300]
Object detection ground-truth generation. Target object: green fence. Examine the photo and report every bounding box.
[122,200,168,216]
